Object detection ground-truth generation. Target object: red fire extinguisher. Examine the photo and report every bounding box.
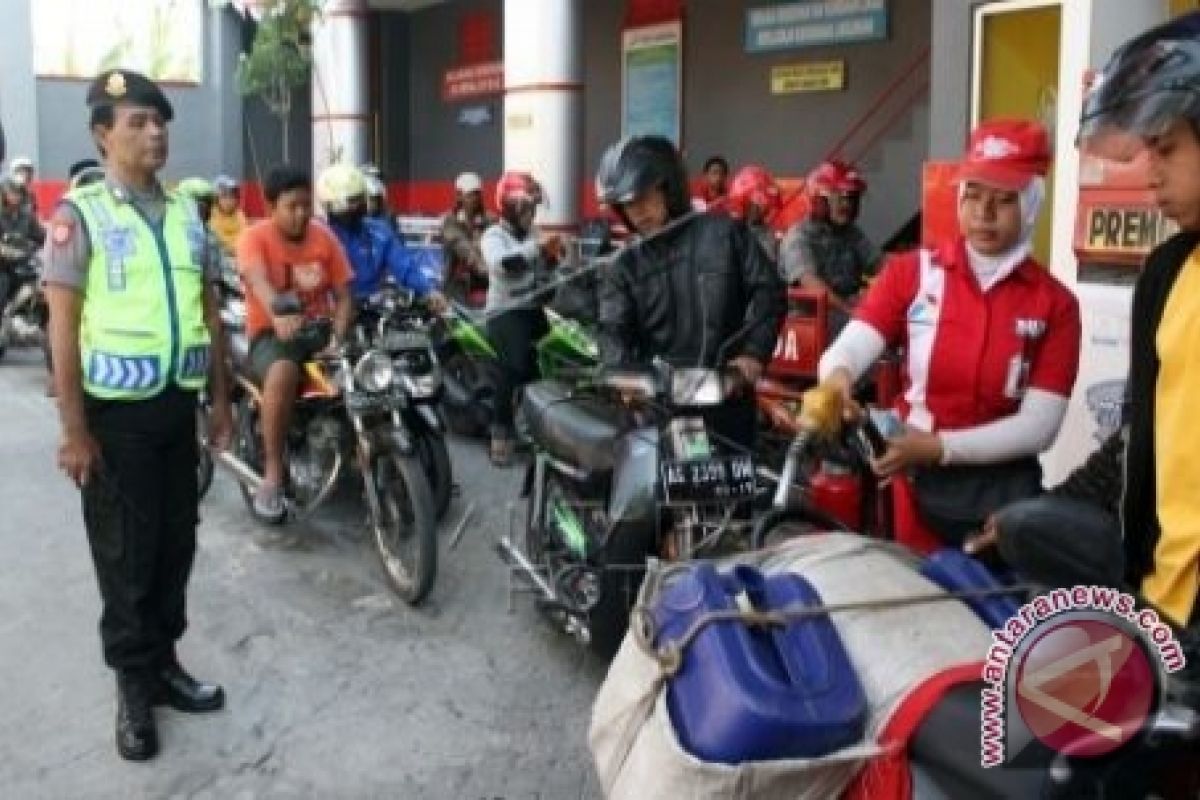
[808,459,862,531]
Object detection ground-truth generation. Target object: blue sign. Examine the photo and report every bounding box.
[457,105,493,128]
[746,0,888,53]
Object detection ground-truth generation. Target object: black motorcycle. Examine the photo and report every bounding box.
[500,362,757,656]
[0,232,46,362]
[354,284,454,521]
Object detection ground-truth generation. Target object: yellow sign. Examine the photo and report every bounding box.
[770,61,845,94]
[1083,204,1178,258]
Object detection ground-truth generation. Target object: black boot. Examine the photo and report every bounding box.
[156,655,225,713]
[116,672,158,761]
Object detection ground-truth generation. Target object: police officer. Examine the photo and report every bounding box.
[42,69,233,761]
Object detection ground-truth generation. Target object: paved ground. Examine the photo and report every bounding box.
[0,348,606,799]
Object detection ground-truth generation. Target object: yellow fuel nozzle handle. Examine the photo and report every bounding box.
[797,381,845,439]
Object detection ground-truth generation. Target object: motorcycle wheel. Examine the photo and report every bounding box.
[441,353,502,438]
[413,428,453,522]
[372,453,437,605]
[196,405,215,501]
[234,396,264,513]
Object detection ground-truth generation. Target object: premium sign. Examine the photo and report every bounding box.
[443,61,504,102]
[770,60,845,93]
[1081,203,1177,260]
[746,0,888,53]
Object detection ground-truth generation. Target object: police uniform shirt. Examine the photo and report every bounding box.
[42,178,221,291]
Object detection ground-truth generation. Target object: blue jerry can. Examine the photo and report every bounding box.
[652,563,868,764]
[919,549,1021,630]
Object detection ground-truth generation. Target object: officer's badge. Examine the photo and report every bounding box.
[105,72,127,98]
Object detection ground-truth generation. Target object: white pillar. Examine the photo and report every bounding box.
[503,0,583,230]
[311,0,371,176]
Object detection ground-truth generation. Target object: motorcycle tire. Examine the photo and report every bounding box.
[441,352,503,438]
[196,406,215,501]
[590,521,654,659]
[234,396,265,513]
[413,429,453,522]
[372,452,437,605]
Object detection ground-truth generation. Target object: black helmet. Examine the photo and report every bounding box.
[1079,11,1200,161]
[594,136,690,220]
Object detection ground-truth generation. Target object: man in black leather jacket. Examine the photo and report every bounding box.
[594,136,786,450]
[0,177,45,306]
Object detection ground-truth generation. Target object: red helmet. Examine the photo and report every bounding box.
[495,170,542,210]
[806,160,866,221]
[727,165,781,221]
[806,160,867,197]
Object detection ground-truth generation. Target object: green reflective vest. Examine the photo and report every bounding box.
[70,182,211,400]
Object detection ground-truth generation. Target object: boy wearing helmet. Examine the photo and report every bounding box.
[982,12,1200,636]
[595,136,786,452]
[481,170,558,465]
[317,162,447,311]
[781,160,882,332]
[210,174,247,253]
[9,156,36,215]
[440,171,493,304]
[727,164,782,263]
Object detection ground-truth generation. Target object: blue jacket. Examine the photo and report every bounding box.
[330,217,438,300]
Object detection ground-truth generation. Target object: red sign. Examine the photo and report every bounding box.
[458,11,498,64]
[442,62,504,103]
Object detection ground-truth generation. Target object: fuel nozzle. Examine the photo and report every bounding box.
[796,382,845,440]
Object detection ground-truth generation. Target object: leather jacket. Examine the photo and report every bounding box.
[597,212,785,370]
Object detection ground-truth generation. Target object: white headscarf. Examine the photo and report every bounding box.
[959,176,1045,292]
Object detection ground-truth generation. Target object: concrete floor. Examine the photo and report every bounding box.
[0,348,606,799]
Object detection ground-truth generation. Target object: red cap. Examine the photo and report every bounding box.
[958,119,1051,191]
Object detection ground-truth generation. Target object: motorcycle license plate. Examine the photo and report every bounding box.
[660,454,756,503]
[382,330,430,352]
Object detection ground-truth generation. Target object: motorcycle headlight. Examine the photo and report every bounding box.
[353,350,394,393]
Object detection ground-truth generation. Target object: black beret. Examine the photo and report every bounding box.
[86,69,174,122]
[68,158,101,180]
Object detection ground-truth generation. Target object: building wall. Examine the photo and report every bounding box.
[405,0,504,188]
[395,0,931,237]
[27,7,246,183]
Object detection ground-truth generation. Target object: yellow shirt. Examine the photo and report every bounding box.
[1144,246,1200,625]
[209,207,247,254]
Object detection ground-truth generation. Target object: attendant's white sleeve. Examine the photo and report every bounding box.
[817,320,887,382]
[939,389,1068,465]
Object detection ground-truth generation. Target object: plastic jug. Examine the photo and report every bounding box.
[652,563,867,764]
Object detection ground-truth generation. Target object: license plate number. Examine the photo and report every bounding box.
[660,454,756,503]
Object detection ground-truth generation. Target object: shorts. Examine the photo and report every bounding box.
[248,333,314,385]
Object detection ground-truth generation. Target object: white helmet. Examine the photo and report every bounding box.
[9,156,33,186]
[364,174,386,199]
[455,172,482,194]
[316,163,367,213]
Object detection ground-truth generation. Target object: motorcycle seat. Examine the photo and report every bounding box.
[521,380,625,473]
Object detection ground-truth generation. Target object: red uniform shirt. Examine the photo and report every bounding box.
[855,238,1081,433]
[854,238,1081,554]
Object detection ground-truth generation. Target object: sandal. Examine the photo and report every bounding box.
[490,437,515,468]
[253,482,286,523]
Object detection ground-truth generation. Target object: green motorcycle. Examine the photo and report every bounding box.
[435,302,598,438]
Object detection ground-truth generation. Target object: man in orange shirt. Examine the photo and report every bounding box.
[236,166,353,521]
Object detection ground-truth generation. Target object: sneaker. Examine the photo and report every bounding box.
[253,483,286,522]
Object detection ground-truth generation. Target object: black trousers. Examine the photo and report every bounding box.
[995,495,1126,591]
[81,386,199,671]
[488,308,548,437]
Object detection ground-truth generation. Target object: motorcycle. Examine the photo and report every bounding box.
[0,233,47,362]
[216,296,438,605]
[435,301,599,438]
[354,284,454,521]
[499,361,757,657]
